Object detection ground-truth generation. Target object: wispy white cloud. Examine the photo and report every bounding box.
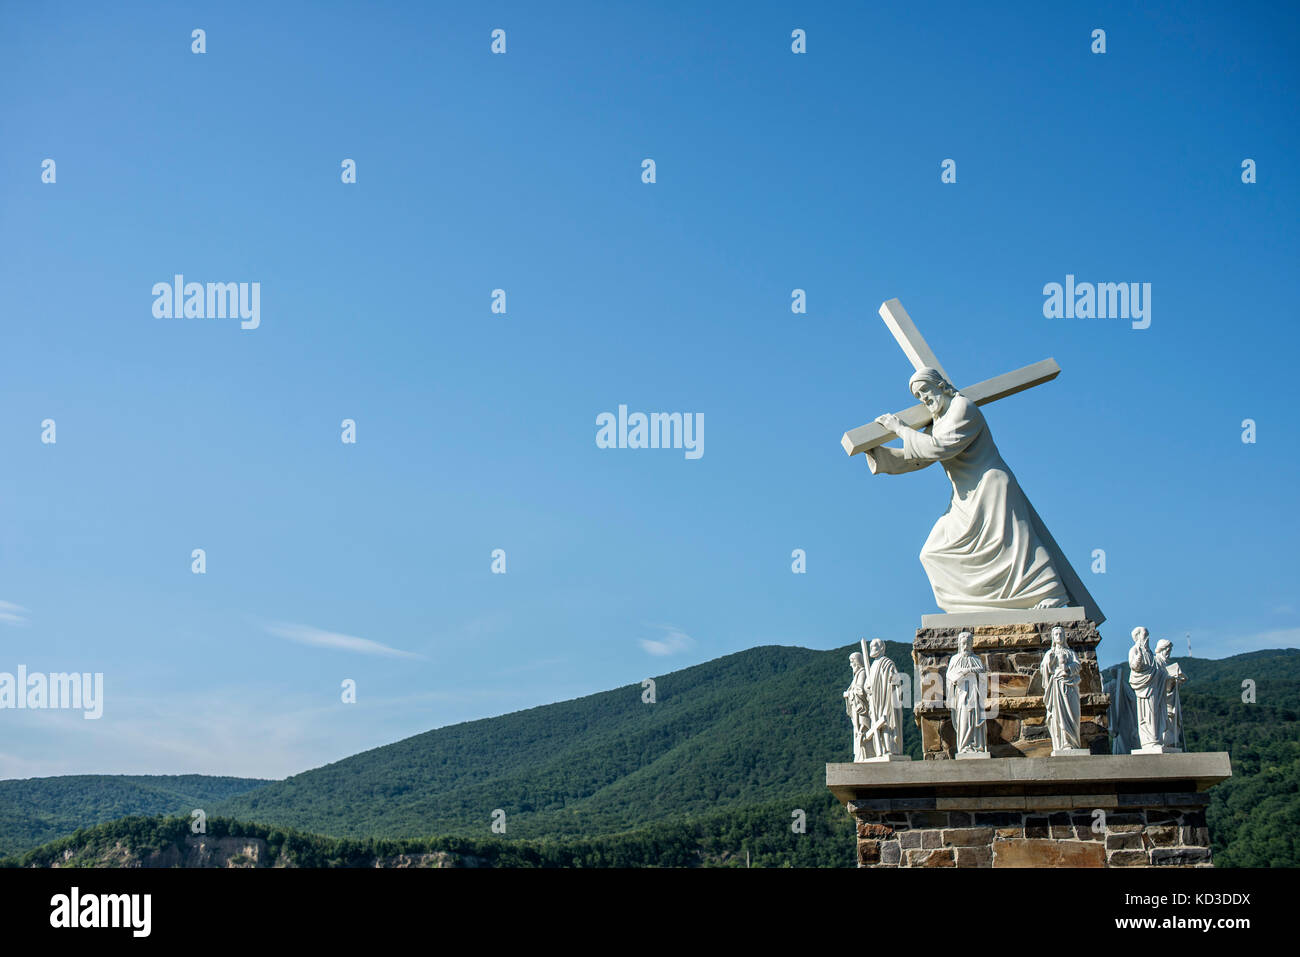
[0,601,29,626]
[264,621,422,659]
[639,624,693,656]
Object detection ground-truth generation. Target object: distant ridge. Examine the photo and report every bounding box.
[0,774,270,857]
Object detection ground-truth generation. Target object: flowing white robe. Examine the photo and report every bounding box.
[947,651,987,753]
[1041,645,1082,750]
[867,654,904,755]
[1128,641,1168,749]
[866,395,1070,612]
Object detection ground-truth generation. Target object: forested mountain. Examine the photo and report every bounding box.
[0,774,269,858]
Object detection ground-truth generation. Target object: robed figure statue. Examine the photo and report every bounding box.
[866,638,904,757]
[1155,638,1187,751]
[1040,625,1082,752]
[844,653,872,762]
[946,631,987,755]
[1128,626,1168,750]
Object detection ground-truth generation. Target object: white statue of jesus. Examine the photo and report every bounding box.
[869,368,1071,613]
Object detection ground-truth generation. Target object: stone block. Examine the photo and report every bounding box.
[910,811,947,827]
[858,822,894,840]
[1146,825,1178,847]
[1107,849,1149,867]
[899,830,922,850]
[1049,813,1076,840]
[1025,794,1072,811]
[920,829,943,849]
[973,812,1023,828]
[955,846,993,868]
[1116,793,1167,808]
[942,828,995,847]
[850,798,892,812]
[858,840,880,865]
[880,841,901,865]
[988,674,1032,698]
[1071,794,1117,809]
[1105,832,1144,851]
[1151,847,1212,866]
[993,840,1106,868]
[892,798,936,810]
[987,716,1021,745]
[905,848,955,867]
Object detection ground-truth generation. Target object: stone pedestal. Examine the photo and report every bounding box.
[827,753,1231,868]
[913,613,1109,759]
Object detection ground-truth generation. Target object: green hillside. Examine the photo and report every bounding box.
[0,774,270,858]
[213,642,920,842]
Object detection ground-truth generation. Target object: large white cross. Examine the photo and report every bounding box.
[842,299,1103,624]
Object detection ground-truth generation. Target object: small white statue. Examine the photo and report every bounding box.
[844,652,872,762]
[1128,626,1169,751]
[865,638,905,757]
[1155,638,1187,751]
[946,631,988,756]
[1041,625,1083,753]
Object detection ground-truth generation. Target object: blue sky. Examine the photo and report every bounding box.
[1,1,1297,778]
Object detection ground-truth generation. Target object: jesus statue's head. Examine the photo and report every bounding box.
[908,367,957,418]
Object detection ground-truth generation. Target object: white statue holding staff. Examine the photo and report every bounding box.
[946,631,988,756]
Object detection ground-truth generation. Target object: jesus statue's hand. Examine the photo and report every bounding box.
[875,412,903,434]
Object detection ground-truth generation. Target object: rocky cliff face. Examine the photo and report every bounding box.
[42,835,481,868]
